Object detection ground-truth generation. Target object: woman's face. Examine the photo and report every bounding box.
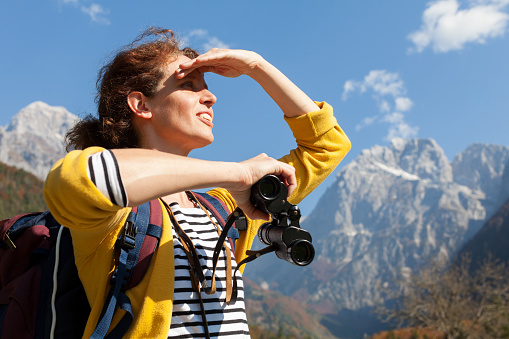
[143,55,217,155]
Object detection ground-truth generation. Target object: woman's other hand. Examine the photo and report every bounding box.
[227,153,296,220]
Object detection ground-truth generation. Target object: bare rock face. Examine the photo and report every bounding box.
[245,138,509,314]
[0,101,79,180]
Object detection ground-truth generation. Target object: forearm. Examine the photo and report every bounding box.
[248,58,319,118]
[112,149,296,220]
[177,49,319,118]
[111,148,241,207]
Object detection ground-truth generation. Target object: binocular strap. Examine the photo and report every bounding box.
[162,196,235,339]
[230,244,277,304]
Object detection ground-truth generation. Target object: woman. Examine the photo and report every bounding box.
[44,27,350,338]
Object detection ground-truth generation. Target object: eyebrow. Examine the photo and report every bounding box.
[180,71,208,90]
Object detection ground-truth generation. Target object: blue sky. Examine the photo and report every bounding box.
[1,0,508,213]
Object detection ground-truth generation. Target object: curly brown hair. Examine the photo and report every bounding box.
[66,27,198,151]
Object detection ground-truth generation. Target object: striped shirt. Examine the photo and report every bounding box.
[87,150,250,338]
[168,202,250,338]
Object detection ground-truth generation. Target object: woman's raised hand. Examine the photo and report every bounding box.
[178,48,318,119]
[177,48,265,79]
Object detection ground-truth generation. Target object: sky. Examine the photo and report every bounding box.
[1,0,508,214]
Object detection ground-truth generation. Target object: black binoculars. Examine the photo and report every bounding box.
[250,175,315,266]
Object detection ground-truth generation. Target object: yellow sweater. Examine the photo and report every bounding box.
[43,101,350,338]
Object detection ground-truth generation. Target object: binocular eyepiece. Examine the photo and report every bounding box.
[250,175,315,266]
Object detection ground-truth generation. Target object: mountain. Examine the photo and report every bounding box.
[455,148,509,267]
[243,138,509,338]
[457,198,509,266]
[0,101,79,180]
[0,162,47,219]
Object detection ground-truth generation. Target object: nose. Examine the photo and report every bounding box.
[200,89,217,107]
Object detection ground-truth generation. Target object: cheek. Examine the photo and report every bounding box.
[170,92,198,110]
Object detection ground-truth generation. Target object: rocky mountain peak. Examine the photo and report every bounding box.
[353,138,452,184]
[452,143,509,197]
[6,101,77,137]
[0,102,79,179]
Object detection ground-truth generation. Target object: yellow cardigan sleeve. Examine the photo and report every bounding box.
[208,101,351,267]
[43,146,130,256]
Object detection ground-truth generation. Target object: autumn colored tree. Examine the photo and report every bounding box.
[379,254,509,339]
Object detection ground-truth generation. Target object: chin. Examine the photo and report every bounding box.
[194,135,214,149]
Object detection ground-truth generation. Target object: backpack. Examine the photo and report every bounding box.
[0,193,242,339]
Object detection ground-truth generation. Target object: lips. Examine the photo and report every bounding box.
[197,112,213,125]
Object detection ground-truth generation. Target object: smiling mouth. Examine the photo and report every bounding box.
[198,112,213,125]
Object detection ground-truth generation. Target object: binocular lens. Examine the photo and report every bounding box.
[290,240,315,266]
[258,176,280,199]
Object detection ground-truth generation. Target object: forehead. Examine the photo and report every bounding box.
[161,54,204,82]
[165,54,192,72]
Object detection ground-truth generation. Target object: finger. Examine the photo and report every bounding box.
[276,164,297,197]
[244,205,270,221]
[179,52,224,70]
[176,66,216,79]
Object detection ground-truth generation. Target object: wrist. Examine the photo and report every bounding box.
[244,53,269,78]
[219,162,249,191]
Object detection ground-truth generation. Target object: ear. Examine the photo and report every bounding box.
[127,91,152,119]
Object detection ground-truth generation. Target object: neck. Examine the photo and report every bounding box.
[162,191,195,208]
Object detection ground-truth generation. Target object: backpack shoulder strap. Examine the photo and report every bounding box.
[91,199,163,339]
[193,192,247,251]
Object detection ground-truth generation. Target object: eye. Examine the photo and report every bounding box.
[181,81,194,89]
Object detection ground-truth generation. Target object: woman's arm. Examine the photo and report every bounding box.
[111,148,295,220]
[177,49,319,118]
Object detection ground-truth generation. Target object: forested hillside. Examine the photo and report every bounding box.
[0,162,47,219]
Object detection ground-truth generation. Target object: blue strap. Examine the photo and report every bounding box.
[146,223,162,238]
[90,202,151,339]
[90,247,129,338]
[193,192,239,242]
[194,192,229,221]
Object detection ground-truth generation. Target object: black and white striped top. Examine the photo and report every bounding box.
[168,202,250,338]
[87,150,250,338]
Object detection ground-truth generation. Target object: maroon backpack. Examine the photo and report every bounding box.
[0,193,242,339]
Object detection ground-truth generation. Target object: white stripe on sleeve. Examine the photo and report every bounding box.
[87,150,128,207]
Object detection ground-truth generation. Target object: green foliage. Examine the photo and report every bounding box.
[0,162,47,219]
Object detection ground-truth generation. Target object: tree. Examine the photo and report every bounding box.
[378,254,509,339]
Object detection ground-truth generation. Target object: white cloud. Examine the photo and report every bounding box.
[379,100,391,112]
[342,80,357,100]
[203,37,230,50]
[386,122,420,141]
[383,112,405,124]
[189,29,208,37]
[183,29,231,51]
[362,70,405,97]
[58,0,110,25]
[342,70,418,141]
[81,3,110,25]
[395,97,414,112]
[355,115,378,131]
[408,0,509,53]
